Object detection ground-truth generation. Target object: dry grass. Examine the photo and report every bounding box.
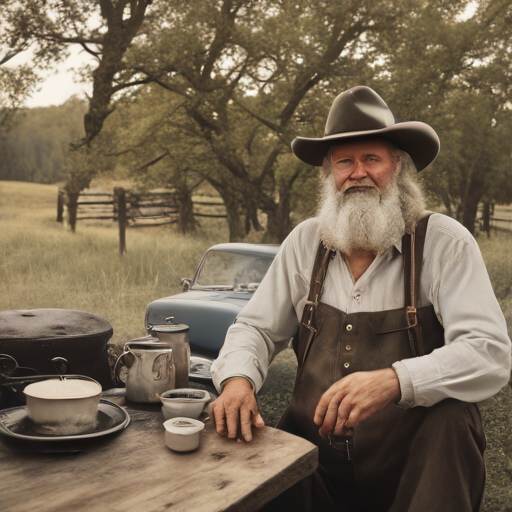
[0,180,228,346]
[1,181,512,510]
[476,230,512,321]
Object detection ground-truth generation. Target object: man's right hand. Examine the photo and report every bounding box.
[212,377,265,442]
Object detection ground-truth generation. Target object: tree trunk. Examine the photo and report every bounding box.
[263,180,293,243]
[462,186,482,236]
[176,188,197,234]
[223,196,244,242]
[482,201,491,238]
[206,177,245,242]
[64,191,79,233]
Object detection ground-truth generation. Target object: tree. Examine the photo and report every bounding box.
[362,0,512,233]
[120,0,462,241]
[0,97,87,182]
[1,0,155,145]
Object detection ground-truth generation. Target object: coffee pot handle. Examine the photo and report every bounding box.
[113,351,132,387]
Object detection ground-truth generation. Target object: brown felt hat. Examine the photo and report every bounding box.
[291,86,440,172]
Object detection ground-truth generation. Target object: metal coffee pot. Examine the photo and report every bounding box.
[114,337,175,403]
[150,318,190,389]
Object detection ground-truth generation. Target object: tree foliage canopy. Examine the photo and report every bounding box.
[3,0,512,239]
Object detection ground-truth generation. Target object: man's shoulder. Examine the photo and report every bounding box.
[286,217,322,247]
[425,212,476,251]
[278,218,322,269]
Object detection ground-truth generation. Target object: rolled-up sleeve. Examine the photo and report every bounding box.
[211,222,314,393]
[395,217,511,407]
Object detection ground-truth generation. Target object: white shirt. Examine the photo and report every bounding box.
[211,214,511,408]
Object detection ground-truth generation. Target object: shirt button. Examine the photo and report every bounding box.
[344,362,350,368]
[354,293,361,302]
[346,324,353,332]
[346,345,352,351]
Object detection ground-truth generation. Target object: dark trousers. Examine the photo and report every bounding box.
[262,399,486,512]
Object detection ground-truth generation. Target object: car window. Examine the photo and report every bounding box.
[195,252,274,291]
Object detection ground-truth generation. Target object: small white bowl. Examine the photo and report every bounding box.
[164,417,205,452]
[160,389,211,420]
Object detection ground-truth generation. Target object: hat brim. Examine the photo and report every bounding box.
[291,121,440,172]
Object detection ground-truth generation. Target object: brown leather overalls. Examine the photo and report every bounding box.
[266,215,486,512]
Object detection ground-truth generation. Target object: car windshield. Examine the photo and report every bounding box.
[194,251,274,291]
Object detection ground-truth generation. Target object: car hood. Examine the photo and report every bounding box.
[145,290,251,352]
[166,290,251,308]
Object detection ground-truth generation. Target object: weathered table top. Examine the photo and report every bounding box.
[0,398,318,512]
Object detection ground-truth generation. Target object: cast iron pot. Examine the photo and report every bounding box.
[0,309,114,408]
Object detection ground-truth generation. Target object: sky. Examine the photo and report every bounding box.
[9,45,94,109]
[7,1,478,110]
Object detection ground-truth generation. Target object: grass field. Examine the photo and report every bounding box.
[2,180,511,340]
[1,180,512,510]
[0,180,229,345]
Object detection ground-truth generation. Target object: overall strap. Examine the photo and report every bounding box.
[402,214,432,356]
[297,242,335,367]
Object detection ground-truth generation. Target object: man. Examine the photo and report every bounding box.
[210,86,511,511]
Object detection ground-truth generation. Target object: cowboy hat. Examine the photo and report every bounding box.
[291,86,440,172]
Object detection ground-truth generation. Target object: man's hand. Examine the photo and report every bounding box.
[212,377,265,442]
[314,369,400,439]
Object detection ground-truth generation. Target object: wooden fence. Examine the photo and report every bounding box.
[57,187,226,255]
[477,205,512,236]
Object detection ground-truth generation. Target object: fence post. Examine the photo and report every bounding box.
[57,188,64,222]
[62,190,79,232]
[114,187,127,257]
[482,202,491,238]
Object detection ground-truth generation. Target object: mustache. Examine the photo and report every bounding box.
[344,185,379,194]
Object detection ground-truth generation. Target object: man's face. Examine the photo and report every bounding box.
[329,138,398,195]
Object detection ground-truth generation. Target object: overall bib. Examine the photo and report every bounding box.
[267,215,486,512]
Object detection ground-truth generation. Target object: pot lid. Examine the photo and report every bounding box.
[151,321,189,334]
[164,417,205,436]
[24,378,102,399]
[0,309,112,340]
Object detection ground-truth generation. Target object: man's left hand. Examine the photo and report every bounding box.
[314,368,401,440]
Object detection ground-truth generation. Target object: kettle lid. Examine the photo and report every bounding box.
[151,324,189,334]
[151,317,189,334]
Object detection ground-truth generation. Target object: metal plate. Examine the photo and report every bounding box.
[0,399,130,442]
[189,357,213,380]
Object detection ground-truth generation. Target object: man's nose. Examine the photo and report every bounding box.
[349,160,367,180]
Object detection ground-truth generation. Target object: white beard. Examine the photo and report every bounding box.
[317,173,407,255]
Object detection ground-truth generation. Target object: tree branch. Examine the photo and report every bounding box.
[201,0,240,81]
[136,151,169,172]
[111,77,153,93]
[231,96,282,133]
[0,48,27,66]
[279,21,366,127]
[79,41,101,59]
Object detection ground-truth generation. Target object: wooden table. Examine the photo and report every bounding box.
[0,398,318,512]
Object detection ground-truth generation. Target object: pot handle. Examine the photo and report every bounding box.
[113,351,132,387]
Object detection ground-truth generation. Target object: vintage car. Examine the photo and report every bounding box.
[144,243,280,375]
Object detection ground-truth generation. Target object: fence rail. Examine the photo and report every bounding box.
[57,187,226,256]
